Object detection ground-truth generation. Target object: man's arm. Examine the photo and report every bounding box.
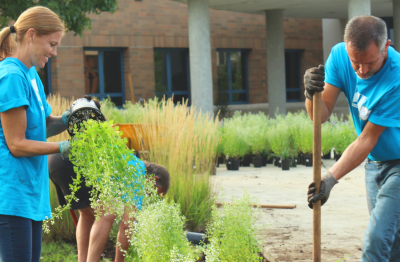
[46,115,67,138]
[330,121,386,180]
[305,83,341,123]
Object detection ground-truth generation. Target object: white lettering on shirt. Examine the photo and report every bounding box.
[31,79,44,111]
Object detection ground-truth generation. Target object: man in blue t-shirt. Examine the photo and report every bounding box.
[305,15,400,261]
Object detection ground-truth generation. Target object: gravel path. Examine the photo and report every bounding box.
[212,159,368,262]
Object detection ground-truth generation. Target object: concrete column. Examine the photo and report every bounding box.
[265,9,286,117]
[322,19,346,62]
[348,0,371,20]
[187,0,214,114]
[394,0,400,51]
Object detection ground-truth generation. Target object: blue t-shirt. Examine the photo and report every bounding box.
[0,58,52,221]
[325,43,400,161]
[125,154,146,210]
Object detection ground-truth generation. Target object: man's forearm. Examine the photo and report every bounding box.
[305,98,330,123]
[47,116,67,138]
[329,136,375,180]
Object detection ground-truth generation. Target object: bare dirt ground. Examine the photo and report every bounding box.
[212,159,369,262]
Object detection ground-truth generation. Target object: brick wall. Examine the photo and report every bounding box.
[53,0,323,104]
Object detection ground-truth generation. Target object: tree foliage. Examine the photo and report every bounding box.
[0,0,119,36]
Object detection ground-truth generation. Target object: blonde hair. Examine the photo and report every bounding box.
[0,6,65,61]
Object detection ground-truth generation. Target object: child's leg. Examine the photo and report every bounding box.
[77,207,95,262]
[115,210,133,262]
[87,210,117,262]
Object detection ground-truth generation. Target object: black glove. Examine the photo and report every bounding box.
[304,64,325,101]
[307,171,338,209]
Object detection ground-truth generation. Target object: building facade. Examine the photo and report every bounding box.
[40,0,323,116]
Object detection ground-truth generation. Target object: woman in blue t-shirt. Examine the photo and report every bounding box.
[0,6,71,262]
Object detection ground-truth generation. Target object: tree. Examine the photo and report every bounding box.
[0,0,119,36]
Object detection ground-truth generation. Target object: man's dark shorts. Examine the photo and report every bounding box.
[48,153,92,210]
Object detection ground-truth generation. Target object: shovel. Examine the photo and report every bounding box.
[313,92,322,261]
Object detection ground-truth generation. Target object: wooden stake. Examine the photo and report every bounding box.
[127,73,135,103]
[313,92,322,262]
[215,202,296,209]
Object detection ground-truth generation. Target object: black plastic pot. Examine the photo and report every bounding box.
[277,158,282,168]
[267,155,274,164]
[334,152,341,162]
[323,152,331,160]
[281,159,290,170]
[227,159,240,170]
[226,161,231,170]
[241,154,252,167]
[186,232,206,245]
[299,153,304,165]
[261,155,267,166]
[291,157,297,167]
[252,156,263,168]
[304,155,313,167]
[218,156,225,164]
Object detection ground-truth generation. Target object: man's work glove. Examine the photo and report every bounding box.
[304,64,325,101]
[61,109,70,126]
[59,140,71,160]
[307,171,338,209]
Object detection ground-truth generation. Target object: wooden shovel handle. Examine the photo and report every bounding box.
[313,92,322,261]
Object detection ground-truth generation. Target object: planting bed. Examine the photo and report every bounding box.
[212,159,368,261]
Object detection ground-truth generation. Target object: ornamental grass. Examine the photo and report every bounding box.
[127,97,220,232]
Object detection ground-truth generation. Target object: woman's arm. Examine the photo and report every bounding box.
[46,115,67,138]
[1,107,60,157]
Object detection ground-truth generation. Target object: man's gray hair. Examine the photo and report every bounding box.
[344,15,388,52]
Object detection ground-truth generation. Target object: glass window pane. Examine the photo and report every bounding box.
[287,91,301,101]
[110,96,123,107]
[103,51,122,94]
[172,94,189,104]
[231,52,246,90]
[84,51,100,94]
[285,51,301,89]
[170,51,188,92]
[232,92,247,103]
[215,93,229,105]
[216,51,229,92]
[36,63,49,95]
[154,51,168,93]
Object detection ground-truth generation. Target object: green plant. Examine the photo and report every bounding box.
[243,113,269,157]
[40,241,78,262]
[268,115,291,160]
[126,200,197,262]
[297,111,313,155]
[127,97,219,231]
[43,120,158,233]
[204,191,262,262]
[101,97,143,124]
[222,112,250,159]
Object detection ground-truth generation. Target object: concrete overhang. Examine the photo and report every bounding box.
[172,0,394,18]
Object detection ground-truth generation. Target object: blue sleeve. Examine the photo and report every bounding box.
[368,91,400,128]
[325,44,344,91]
[0,73,30,112]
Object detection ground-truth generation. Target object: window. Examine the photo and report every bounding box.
[83,48,125,106]
[36,60,52,96]
[285,50,302,102]
[216,49,249,105]
[154,48,190,104]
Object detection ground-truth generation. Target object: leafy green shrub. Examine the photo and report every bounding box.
[204,191,262,262]
[127,200,197,262]
[43,120,158,232]
[331,115,357,154]
[101,98,143,124]
[222,112,250,159]
[243,113,269,156]
[297,111,313,155]
[321,121,335,156]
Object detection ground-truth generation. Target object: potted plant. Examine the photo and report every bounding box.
[222,113,249,171]
[297,112,313,167]
[333,116,357,161]
[321,121,335,160]
[243,113,269,168]
[268,119,291,171]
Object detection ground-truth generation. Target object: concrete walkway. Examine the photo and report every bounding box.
[212,159,369,262]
